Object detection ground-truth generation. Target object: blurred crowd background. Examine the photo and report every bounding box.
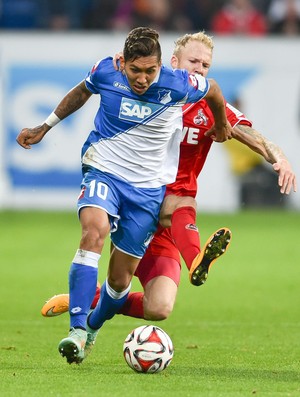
[1,0,300,36]
[1,0,299,211]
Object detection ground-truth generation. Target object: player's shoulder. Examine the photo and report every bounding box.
[158,65,191,98]
[91,57,115,74]
[86,56,120,94]
[161,65,188,80]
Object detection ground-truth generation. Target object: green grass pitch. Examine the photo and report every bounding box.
[0,210,299,397]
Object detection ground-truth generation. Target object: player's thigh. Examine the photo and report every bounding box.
[159,194,197,227]
[136,252,181,312]
[79,207,110,236]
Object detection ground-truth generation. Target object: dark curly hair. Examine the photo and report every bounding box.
[123,27,162,62]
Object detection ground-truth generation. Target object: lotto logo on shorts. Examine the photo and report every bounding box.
[119,98,161,122]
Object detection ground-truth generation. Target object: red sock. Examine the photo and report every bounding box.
[91,287,144,319]
[171,206,200,270]
[91,286,101,309]
[118,292,144,319]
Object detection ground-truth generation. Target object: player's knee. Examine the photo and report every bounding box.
[107,275,131,293]
[80,227,107,251]
[144,302,173,321]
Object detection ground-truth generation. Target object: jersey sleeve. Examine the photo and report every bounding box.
[186,73,210,103]
[85,58,109,94]
[225,101,252,127]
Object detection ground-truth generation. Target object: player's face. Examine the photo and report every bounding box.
[122,56,162,95]
[171,41,212,77]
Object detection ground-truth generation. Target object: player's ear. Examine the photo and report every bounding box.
[170,55,178,69]
[119,56,125,71]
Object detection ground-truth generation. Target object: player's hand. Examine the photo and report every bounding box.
[113,52,124,71]
[273,159,297,194]
[16,124,50,149]
[205,120,233,142]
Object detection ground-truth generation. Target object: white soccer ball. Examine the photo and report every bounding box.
[123,325,174,373]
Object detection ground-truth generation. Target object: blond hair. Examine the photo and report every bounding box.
[173,31,214,57]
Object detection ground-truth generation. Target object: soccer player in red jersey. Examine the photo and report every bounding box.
[42,32,296,335]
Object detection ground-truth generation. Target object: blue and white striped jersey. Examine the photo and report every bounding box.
[82,57,209,188]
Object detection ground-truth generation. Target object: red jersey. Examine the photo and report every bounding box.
[166,100,252,198]
[138,99,252,283]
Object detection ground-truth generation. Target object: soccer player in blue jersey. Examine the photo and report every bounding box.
[16,27,234,365]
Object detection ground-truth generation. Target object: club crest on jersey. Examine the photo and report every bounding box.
[158,89,172,104]
[193,109,208,126]
[119,97,161,122]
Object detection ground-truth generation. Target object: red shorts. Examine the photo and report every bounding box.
[134,227,181,287]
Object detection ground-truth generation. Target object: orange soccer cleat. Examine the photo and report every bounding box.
[41,294,70,317]
[189,227,232,286]
[41,282,101,317]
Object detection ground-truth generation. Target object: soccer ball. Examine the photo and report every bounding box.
[123,325,174,373]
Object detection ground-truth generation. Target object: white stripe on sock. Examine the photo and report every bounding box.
[73,249,100,268]
[105,278,131,300]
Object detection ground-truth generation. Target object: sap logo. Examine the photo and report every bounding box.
[119,98,161,122]
[121,102,151,118]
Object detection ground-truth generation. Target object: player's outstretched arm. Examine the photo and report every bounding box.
[232,124,297,195]
[16,81,92,149]
[204,79,234,143]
